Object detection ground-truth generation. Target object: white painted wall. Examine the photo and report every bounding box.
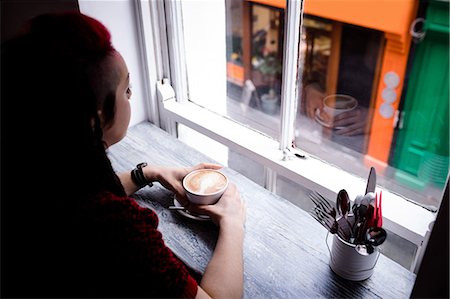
[79,0,149,127]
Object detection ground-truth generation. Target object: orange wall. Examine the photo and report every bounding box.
[248,0,417,39]
[247,0,419,165]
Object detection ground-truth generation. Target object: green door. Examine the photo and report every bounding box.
[393,0,449,189]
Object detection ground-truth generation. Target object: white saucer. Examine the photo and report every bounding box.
[314,109,345,130]
[173,197,210,221]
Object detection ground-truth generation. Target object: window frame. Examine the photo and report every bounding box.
[138,0,441,273]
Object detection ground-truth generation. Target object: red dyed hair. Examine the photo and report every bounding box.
[24,11,115,63]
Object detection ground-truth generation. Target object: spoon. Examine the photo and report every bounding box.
[168,206,186,210]
[337,189,353,238]
[337,189,350,216]
[352,194,363,216]
[356,226,387,255]
[366,226,387,247]
[353,201,370,243]
[363,192,376,205]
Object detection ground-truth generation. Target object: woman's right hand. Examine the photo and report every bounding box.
[194,182,246,299]
[189,183,246,228]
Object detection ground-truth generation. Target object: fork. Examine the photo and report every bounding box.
[310,207,347,239]
[309,191,348,239]
[309,192,339,225]
[309,208,335,231]
[309,191,334,213]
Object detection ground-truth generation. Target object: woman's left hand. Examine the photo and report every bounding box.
[144,163,222,207]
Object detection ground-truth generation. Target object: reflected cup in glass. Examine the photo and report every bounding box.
[323,94,358,117]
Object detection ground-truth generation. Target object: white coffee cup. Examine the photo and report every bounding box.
[323,94,358,117]
[183,169,228,205]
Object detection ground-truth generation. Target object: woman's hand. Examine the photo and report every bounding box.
[304,83,326,119]
[144,163,222,207]
[332,106,371,136]
[189,183,246,228]
[192,183,246,299]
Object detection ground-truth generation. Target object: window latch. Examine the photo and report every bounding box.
[156,78,176,102]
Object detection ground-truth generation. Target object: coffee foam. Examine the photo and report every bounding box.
[185,170,227,194]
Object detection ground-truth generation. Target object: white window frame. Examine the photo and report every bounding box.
[137,0,441,273]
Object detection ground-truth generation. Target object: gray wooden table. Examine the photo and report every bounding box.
[107,121,416,299]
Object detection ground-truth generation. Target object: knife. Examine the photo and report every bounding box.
[365,166,376,195]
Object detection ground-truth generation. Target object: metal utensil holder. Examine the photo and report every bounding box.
[326,232,380,281]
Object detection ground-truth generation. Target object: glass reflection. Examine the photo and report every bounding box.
[224,0,448,209]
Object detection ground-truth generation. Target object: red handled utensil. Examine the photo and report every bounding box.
[376,191,383,227]
[368,192,377,228]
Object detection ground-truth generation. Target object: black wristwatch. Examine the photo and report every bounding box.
[131,162,153,188]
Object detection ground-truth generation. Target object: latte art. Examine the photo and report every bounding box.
[185,170,227,195]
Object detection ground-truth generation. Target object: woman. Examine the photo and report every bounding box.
[1,11,245,298]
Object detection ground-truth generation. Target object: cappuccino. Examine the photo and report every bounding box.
[184,170,227,194]
[183,169,228,204]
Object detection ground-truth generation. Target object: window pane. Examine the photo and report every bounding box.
[181,0,283,140]
[180,0,448,210]
[226,1,285,139]
[295,1,449,209]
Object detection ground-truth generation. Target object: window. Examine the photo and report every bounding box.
[140,0,448,272]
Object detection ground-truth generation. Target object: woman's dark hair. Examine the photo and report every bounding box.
[2,11,125,199]
[1,12,130,297]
